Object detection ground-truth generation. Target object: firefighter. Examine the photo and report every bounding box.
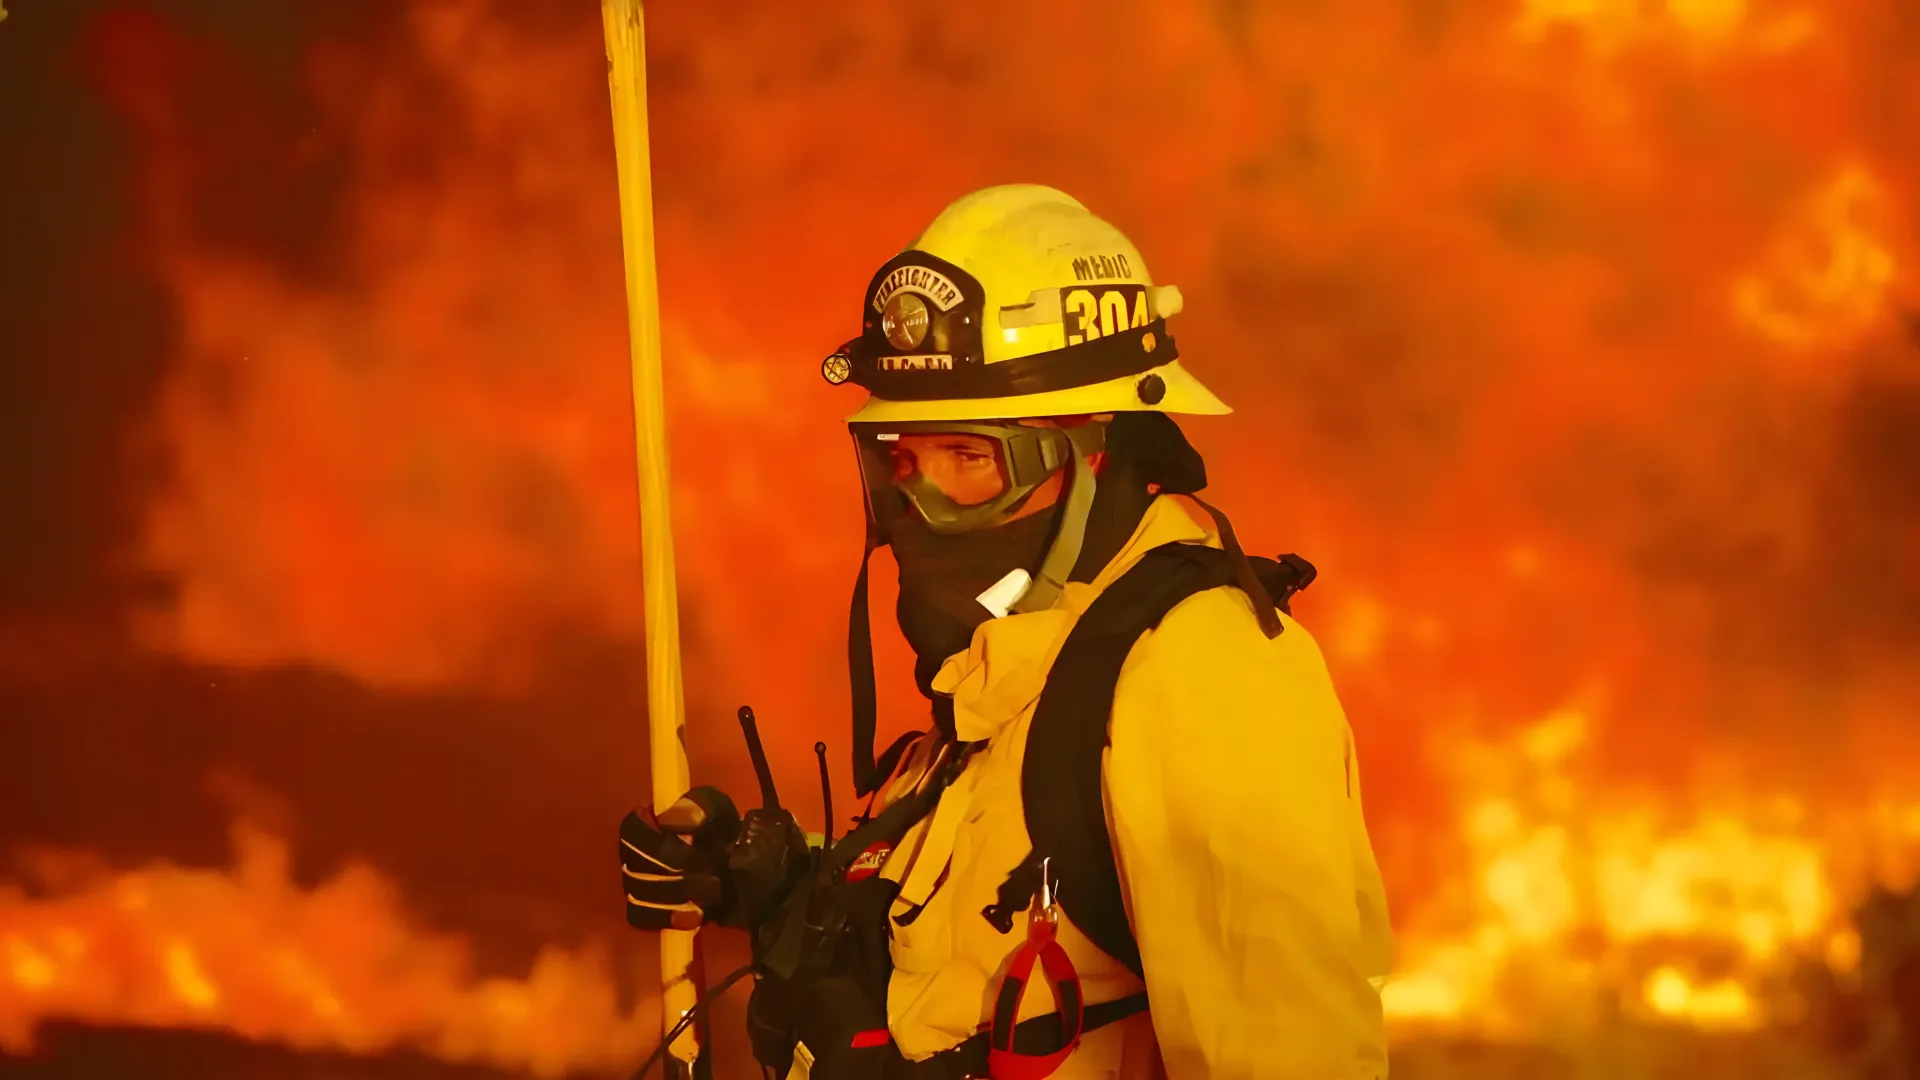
[621,185,1394,1079]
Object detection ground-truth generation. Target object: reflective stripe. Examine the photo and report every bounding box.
[623,897,690,913]
[619,836,678,872]
[620,865,678,882]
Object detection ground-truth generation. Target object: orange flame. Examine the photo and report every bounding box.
[1381,711,1920,1040]
[48,0,1920,1066]
[4,753,1915,1068]
[0,823,650,1077]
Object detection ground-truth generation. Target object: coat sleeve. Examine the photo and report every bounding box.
[1104,588,1394,1079]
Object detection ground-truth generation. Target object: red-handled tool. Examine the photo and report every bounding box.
[982,859,1085,1080]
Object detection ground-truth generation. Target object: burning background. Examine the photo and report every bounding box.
[2,0,1918,1077]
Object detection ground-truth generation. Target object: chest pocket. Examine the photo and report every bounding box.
[884,759,984,975]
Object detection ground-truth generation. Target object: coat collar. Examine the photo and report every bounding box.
[930,495,1220,742]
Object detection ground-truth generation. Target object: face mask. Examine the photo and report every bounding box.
[888,501,1063,701]
[844,412,1217,796]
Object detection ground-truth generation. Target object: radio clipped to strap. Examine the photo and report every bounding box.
[979,859,1085,1080]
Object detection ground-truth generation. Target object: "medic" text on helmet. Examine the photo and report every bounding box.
[1071,254,1134,282]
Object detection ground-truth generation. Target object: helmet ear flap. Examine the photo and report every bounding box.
[1106,412,1205,494]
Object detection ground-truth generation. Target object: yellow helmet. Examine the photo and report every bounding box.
[821,185,1230,423]
[828,188,1241,798]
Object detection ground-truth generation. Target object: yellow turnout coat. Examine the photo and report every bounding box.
[872,494,1394,1079]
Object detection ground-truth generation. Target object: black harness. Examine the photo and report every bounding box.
[742,542,1317,1078]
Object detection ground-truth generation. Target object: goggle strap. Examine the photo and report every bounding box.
[1013,441,1097,615]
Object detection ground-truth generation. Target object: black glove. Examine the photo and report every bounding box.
[620,785,742,931]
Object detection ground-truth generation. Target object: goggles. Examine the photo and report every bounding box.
[850,421,1105,537]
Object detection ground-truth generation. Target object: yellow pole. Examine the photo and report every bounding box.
[600,2,706,1074]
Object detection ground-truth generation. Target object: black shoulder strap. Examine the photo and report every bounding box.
[1013,543,1235,977]
[992,541,1318,980]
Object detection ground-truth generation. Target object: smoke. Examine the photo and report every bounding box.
[86,0,1920,799]
[0,0,1909,1066]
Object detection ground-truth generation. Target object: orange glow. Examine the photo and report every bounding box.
[3,754,1914,1067]
[94,0,1918,772]
[49,0,1920,1067]
[1379,712,1920,1041]
[0,823,649,1077]
[1735,164,1900,356]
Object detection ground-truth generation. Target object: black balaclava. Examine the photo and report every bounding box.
[891,497,1065,702]
[889,412,1208,713]
[846,462,1072,797]
[846,412,1236,797]
[1068,411,1209,582]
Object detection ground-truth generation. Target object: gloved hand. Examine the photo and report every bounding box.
[620,785,742,931]
[729,804,812,937]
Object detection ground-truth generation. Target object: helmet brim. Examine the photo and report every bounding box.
[843,360,1231,424]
